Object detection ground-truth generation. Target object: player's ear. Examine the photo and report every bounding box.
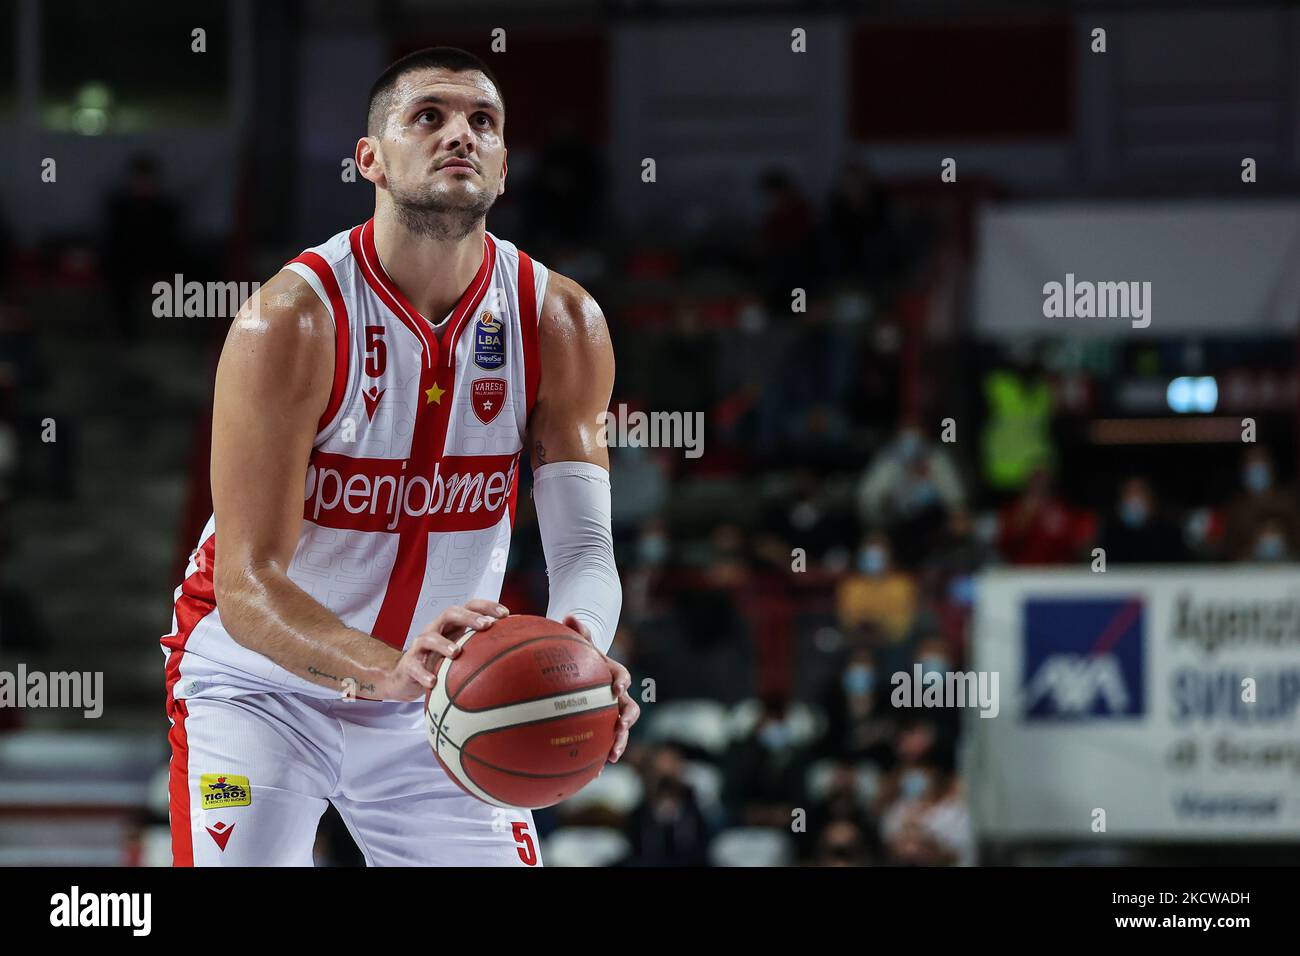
[356,137,386,188]
[499,150,507,196]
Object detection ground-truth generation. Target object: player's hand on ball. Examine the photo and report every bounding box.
[380,599,509,700]
[561,615,639,763]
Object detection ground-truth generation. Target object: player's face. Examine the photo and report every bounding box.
[377,68,506,219]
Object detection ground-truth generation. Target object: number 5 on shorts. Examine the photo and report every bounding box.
[512,821,538,866]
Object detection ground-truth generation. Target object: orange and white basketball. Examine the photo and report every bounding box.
[424,614,618,809]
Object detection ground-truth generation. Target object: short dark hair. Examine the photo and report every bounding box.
[367,46,504,136]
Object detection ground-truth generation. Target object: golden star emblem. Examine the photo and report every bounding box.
[425,382,446,404]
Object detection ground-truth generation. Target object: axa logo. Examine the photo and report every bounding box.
[1022,597,1145,719]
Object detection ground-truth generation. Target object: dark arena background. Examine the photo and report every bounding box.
[0,0,1297,906]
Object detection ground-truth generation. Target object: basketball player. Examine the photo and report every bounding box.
[161,47,638,866]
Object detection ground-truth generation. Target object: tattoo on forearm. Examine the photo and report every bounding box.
[308,666,374,699]
[535,441,548,464]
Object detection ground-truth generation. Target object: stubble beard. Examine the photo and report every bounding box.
[389,177,497,241]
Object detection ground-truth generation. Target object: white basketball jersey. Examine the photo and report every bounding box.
[163,218,550,701]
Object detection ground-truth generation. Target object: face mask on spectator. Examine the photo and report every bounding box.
[1244,462,1273,494]
[1255,533,1286,561]
[758,720,790,751]
[948,574,976,607]
[858,545,887,575]
[1119,497,1149,528]
[638,535,668,566]
[843,665,874,696]
[897,430,923,461]
[919,656,948,677]
[905,480,939,511]
[900,768,930,801]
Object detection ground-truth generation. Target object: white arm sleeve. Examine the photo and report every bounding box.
[532,460,622,655]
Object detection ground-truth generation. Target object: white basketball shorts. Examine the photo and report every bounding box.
[166,691,542,867]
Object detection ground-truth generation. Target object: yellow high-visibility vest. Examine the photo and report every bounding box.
[981,370,1054,489]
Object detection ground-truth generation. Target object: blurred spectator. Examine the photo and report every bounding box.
[825,161,900,290]
[721,696,811,827]
[609,444,669,554]
[836,531,917,645]
[815,818,872,867]
[755,168,818,315]
[906,637,962,741]
[996,466,1093,565]
[1246,516,1296,563]
[919,508,997,660]
[879,740,972,866]
[754,298,857,468]
[805,760,884,867]
[623,517,671,624]
[626,744,711,866]
[820,646,896,764]
[1221,447,1300,561]
[1096,476,1189,564]
[754,468,850,571]
[857,418,965,566]
[102,153,185,343]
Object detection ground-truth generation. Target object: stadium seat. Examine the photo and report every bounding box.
[641,699,732,756]
[558,763,643,815]
[708,827,795,867]
[682,760,724,817]
[542,827,632,867]
[803,758,883,805]
[727,698,827,747]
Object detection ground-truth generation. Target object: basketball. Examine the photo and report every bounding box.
[424,614,619,809]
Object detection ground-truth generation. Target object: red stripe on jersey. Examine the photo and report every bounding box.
[351,221,434,368]
[441,232,497,368]
[506,452,521,526]
[286,252,351,433]
[518,251,541,416]
[369,235,499,649]
[162,534,217,867]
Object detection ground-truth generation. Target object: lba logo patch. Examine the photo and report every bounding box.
[473,311,506,370]
[472,378,507,424]
[1021,597,1144,720]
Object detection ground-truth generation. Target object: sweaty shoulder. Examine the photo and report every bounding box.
[538,270,610,353]
[217,268,335,412]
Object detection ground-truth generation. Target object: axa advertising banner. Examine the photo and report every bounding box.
[969,568,1300,840]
